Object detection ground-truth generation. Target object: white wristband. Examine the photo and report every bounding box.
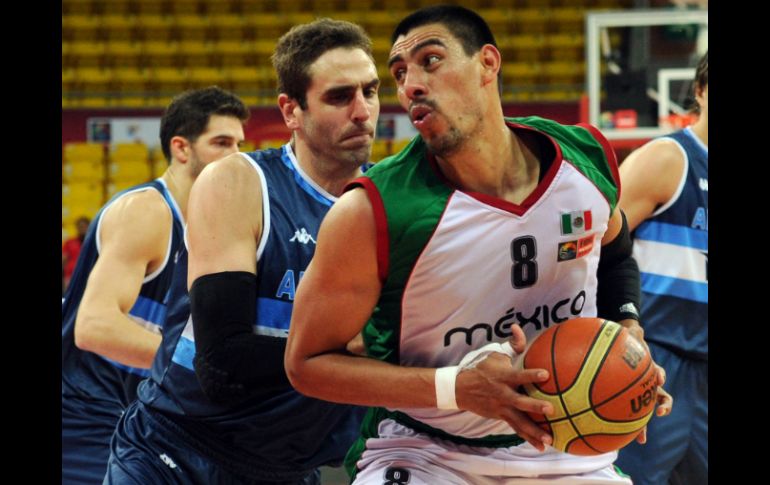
[435,366,460,410]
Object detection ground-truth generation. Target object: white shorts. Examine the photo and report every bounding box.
[352,419,633,485]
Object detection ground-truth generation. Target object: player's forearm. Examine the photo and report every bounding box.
[286,351,437,408]
[74,313,161,368]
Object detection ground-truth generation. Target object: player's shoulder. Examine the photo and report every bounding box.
[104,186,171,224]
[625,137,685,171]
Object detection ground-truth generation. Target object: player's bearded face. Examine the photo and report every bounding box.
[391,25,485,158]
[299,47,380,167]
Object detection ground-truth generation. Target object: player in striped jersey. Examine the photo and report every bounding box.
[61,87,247,484]
[615,52,708,485]
[104,19,378,484]
[286,6,673,484]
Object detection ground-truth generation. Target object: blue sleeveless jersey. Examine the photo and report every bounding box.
[632,127,708,360]
[62,179,185,408]
[138,144,366,478]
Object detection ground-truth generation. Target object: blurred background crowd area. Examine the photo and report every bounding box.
[62,0,707,241]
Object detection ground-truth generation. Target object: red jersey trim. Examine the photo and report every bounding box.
[576,122,621,202]
[426,122,564,216]
[345,177,390,284]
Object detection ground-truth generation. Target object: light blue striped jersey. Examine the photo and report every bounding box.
[632,127,707,359]
[137,145,366,478]
[61,178,185,408]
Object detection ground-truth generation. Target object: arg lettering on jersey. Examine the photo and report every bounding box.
[276,270,305,300]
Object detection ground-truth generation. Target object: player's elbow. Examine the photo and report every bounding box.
[73,311,104,352]
[283,344,311,395]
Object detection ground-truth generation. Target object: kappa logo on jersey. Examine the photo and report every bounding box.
[289,228,316,244]
[699,178,708,191]
[557,235,594,262]
[159,453,178,469]
[560,210,592,235]
[443,290,587,347]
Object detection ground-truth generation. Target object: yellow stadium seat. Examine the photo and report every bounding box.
[104,41,143,69]
[63,202,102,226]
[74,67,113,94]
[62,15,101,42]
[63,181,104,207]
[509,8,549,35]
[212,41,252,68]
[63,161,106,183]
[209,15,246,42]
[149,68,189,94]
[241,14,287,40]
[178,41,213,68]
[360,11,399,37]
[65,142,105,164]
[502,62,543,86]
[549,8,584,33]
[62,0,95,16]
[497,34,546,63]
[175,15,212,42]
[133,0,165,15]
[188,67,225,88]
[475,8,512,35]
[135,16,175,43]
[108,160,153,184]
[168,0,203,15]
[142,41,180,68]
[110,68,151,94]
[112,143,149,163]
[100,15,136,42]
[62,42,105,68]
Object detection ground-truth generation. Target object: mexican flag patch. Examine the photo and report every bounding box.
[561,210,592,235]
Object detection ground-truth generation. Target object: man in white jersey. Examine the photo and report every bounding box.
[285,6,672,485]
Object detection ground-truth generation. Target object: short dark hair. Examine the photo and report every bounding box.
[391,5,501,93]
[692,51,708,114]
[159,86,249,163]
[695,51,708,89]
[272,18,373,110]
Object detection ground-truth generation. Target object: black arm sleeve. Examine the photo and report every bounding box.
[596,210,642,323]
[190,271,290,404]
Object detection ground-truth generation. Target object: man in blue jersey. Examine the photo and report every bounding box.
[104,19,379,484]
[286,6,673,484]
[614,52,708,485]
[61,86,248,484]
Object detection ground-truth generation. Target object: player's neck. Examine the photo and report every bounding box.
[291,140,365,197]
[435,125,540,204]
[160,164,194,218]
[690,114,708,147]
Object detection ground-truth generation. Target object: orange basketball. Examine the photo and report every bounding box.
[520,317,657,455]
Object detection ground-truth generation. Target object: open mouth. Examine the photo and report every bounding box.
[410,105,432,123]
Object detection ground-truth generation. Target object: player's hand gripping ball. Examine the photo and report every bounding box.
[519,317,657,455]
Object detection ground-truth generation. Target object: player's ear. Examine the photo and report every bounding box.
[278,94,301,131]
[169,136,190,164]
[479,44,501,88]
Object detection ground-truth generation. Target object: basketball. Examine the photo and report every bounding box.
[520,317,657,455]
